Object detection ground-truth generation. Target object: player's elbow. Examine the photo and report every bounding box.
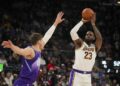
[70,32,74,39]
[70,30,74,36]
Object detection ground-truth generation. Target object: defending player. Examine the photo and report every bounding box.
[69,13,102,86]
[1,12,64,86]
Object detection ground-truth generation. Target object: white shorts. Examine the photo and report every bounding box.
[69,70,92,86]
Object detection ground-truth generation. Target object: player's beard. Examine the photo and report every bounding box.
[85,39,94,45]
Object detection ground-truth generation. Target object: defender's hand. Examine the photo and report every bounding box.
[54,11,65,26]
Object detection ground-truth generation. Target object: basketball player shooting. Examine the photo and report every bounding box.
[69,13,102,86]
[1,12,64,86]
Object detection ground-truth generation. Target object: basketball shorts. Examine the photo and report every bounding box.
[69,69,92,86]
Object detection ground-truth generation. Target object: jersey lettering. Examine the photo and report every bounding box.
[84,52,92,60]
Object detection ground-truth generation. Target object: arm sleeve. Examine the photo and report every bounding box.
[70,21,83,40]
[42,25,56,45]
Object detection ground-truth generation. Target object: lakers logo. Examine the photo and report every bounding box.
[83,46,94,52]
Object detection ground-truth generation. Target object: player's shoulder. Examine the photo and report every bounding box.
[25,46,32,49]
[83,41,87,46]
[82,41,90,48]
[75,41,86,50]
[24,46,34,52]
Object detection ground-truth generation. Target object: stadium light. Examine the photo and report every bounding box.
[116,70,119,73]
[113,61,120,66]
[117,0,120,4]
[102,60,107,65]
[104,64,107,68]
[107,69,111,73]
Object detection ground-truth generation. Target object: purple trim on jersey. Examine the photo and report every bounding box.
[73,68,92,74]
[14,46,41,85]
[24,59,32,72]
[69,70,75,86]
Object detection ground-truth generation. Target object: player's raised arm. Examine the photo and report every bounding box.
[70,19,87,48]
[91,14,102,52]
[40,12,64,49]
[1,40,34,59]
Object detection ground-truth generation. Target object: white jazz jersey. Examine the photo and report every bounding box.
[73,42,97,71]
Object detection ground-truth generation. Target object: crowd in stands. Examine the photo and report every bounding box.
[0,0,120,86]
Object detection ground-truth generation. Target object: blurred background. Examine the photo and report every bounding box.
[0,0,120,86]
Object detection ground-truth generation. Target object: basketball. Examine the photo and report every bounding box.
[82,8,94,21]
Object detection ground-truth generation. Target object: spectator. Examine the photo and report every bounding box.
[47,58,56,71]
[4,72,14,86]
[98,47,107,59]
[0,72,8,86]
[0,54,8,67]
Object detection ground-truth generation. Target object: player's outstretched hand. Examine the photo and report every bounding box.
[54,11,65,26]
[1,40,13,48]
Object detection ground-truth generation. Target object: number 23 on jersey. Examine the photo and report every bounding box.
[84,52,92,60]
